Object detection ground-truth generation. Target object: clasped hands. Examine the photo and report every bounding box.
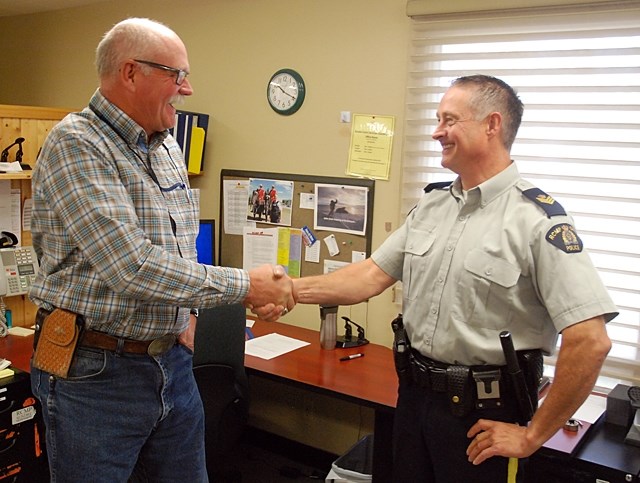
[244,264,297,322]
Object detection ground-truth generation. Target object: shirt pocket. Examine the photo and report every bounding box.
[164,187,200,260]
[460,248,521,329]
[403,226,436,301]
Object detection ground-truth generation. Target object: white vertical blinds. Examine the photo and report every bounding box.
[403,3,640,390]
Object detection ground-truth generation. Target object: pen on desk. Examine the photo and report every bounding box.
[340,353,364,361]
[245,327,255,340]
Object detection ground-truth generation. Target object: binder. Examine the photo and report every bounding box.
[170,110,209,173]
[188,126,206,174]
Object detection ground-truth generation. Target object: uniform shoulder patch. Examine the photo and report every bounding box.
[424,181,453,193]
[546,223,583,253]
[522,187,566,218]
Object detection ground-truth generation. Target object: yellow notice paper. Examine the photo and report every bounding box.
[346,114,395,180]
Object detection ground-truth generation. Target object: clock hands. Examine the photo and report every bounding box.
[271,83,297,100]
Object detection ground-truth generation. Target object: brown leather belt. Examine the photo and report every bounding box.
[36,308,177,357]
[80,331,177,357]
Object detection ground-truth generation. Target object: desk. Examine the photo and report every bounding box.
[244,319,397,482]
[0,333,33,372]
[528,417,640,482]
[4,329,638,482]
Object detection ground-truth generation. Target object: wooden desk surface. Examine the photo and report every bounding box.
[0,333,33,372]
[245,319,398,410]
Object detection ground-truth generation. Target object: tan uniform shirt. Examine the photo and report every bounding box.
[372,163,617,365]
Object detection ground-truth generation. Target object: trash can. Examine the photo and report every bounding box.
[327,434,373,482]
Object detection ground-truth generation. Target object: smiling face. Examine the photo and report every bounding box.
[132,36,193,135]
[97,19,194,138]
[432,86,490,178]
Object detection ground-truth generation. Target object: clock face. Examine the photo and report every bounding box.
[268,69,305,115]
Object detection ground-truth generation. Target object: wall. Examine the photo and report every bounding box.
[0,0,408,456]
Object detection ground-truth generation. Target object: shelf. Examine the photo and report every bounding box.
[0,171,32,180]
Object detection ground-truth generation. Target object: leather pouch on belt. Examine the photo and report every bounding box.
[447,365,473,417]
[32,309,84,379]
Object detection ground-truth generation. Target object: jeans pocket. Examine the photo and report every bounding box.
[67,347,107,380]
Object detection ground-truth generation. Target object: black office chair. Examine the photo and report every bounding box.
[193,303,249,482]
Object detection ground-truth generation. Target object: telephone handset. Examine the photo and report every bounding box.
[0,246,39,297]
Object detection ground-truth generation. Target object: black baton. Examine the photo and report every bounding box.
[500,331,534,424]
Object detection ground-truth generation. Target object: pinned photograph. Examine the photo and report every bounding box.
[314,184,368,236]
[247,178,294,226]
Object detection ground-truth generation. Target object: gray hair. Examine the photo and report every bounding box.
[95,18,175,78]
[451,75,524,150]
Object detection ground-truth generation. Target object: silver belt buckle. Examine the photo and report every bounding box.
[147,334,176,357]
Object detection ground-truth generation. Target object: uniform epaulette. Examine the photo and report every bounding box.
[521,187,566,218]
[423,181,453,193]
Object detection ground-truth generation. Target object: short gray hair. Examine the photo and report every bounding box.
[451,75,524,151]
[95,18,175,78]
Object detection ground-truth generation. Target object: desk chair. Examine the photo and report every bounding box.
[193,304,249,482]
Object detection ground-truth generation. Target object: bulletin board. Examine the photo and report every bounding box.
[219,169,375,277]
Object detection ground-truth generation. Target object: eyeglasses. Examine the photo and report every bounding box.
[134,59,189,85]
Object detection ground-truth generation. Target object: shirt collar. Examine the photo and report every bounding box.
[451,162,520,208]
[89,89,169,151]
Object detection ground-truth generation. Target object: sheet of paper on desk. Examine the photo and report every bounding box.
[573,393,606,423]
[245,332,310,360]
[8,326,34,337]
[539,393,606,424]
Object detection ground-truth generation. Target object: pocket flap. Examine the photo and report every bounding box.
[42,309,79,347]
[464,249,520,288]
[405,227,436,256]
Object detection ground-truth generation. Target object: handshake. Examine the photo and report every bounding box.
[244,264,297,322]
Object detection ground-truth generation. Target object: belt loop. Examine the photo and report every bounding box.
[115,338,125,355]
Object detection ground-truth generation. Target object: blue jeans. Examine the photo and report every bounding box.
[31,343,208,483]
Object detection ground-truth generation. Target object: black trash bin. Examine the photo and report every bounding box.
[329,434,373,482]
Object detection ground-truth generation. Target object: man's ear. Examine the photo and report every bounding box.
[119,60,138,88]
[486,112,502,138]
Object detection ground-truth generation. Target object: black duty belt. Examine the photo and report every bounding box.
[35,308,177,357]
[408,349,511,417]
[410,351,448,392]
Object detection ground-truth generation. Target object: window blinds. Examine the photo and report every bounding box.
[403,2,640,390]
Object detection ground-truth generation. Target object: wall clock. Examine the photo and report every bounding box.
[267,68,306,115]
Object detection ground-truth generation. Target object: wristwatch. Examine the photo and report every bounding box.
[190,308,199,318]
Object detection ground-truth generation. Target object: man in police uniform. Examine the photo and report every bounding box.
[284,75,617,482]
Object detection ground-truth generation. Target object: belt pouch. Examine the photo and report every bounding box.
[447,365,473,417]
[392,328,411,384]
[32,308,84,379]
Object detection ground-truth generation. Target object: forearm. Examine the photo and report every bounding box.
[525,317,610,449]
[295,259,396,306]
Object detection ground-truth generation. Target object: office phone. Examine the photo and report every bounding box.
[0,246,39,297]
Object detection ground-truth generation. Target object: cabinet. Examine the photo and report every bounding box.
[0,370,49,481]
[0,104,72,328]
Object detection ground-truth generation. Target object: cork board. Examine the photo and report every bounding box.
[219,169,375,277]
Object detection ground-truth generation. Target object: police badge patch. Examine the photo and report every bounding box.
[546,223,583,253]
